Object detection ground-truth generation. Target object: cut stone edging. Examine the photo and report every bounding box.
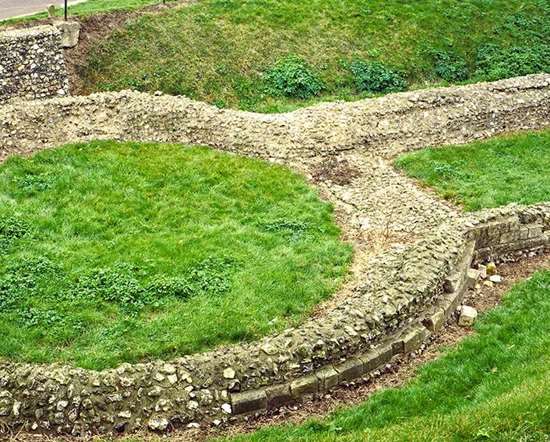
[0,74,548,436]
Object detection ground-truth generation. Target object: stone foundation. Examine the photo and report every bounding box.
[0,75,548,437]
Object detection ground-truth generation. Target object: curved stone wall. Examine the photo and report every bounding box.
[0,74,549,436]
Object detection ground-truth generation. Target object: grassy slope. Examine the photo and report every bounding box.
[81,0,549,112]
[0,141,351,370]
[396,130,550,211]
[225,270,550,442]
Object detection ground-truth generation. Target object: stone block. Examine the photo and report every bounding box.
[458,306,478,327]
[393,325,430,354]
[230,389,267,415]
[440,289,463,318]
[359,344,393,372]
[290,375,318,399]
[334,358,365,383]
[315,366,339,392]
[422,308,445,333]
[265,384,293,409]
[467,268,481,288]
[54,21,81,48]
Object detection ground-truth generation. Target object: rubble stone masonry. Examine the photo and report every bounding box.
[0,26,69,103]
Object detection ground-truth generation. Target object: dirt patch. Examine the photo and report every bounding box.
[312,157,361,186]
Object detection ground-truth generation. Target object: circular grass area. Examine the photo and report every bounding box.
[0,141,351,370]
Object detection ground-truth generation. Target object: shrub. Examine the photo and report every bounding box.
[474,43,550,81]
[349,60,406,93]
[264,55,323,99]
[431,50,469,82]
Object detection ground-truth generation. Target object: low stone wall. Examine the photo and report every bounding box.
[468,205,550,262]
[0,205,547,435]
[1,74,549,162]
[0,26,69,103]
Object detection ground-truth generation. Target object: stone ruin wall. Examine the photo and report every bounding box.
[0,25,69,103]
[0,204,547,436]
[0,74,549,436]
[1,74,549,163]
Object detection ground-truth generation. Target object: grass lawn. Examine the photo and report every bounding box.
[0,141,351,370]
[80,0,549,112]
[223,270,550,442]
[395,130,550,211]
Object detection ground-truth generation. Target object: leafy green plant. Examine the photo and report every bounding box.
[430,50,469,82]
[348,60,406,93]
[262,220,309,242]
[0,216,32,251]
[474,43,550,81]
[264,55,323,99]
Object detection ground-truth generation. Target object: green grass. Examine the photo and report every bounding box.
[223,270,550,442]
[396,130,550,211]
[80,0,550,112]
[0,141,351,370]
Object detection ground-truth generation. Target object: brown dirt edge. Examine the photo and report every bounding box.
[4,252,548,442]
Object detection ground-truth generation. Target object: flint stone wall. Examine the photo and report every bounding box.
[0,75,549,436]
[1,74,549,162]
[0,204,548,436]
[0,26,69,103]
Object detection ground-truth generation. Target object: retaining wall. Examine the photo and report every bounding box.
[0,26,69,103]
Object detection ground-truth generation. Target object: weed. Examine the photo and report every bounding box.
[264,55,323,99]
[348,60,406,93]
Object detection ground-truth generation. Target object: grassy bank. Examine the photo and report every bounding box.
[80,0,549,112]
[0,141,351,369]
[225,269,550,441]
[396,130,550,211]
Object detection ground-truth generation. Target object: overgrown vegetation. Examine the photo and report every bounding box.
[81,0,550,112]
[0,141,351,369]
[225,270,550,441]
[264,55,324,99]
[396,130,550,211]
